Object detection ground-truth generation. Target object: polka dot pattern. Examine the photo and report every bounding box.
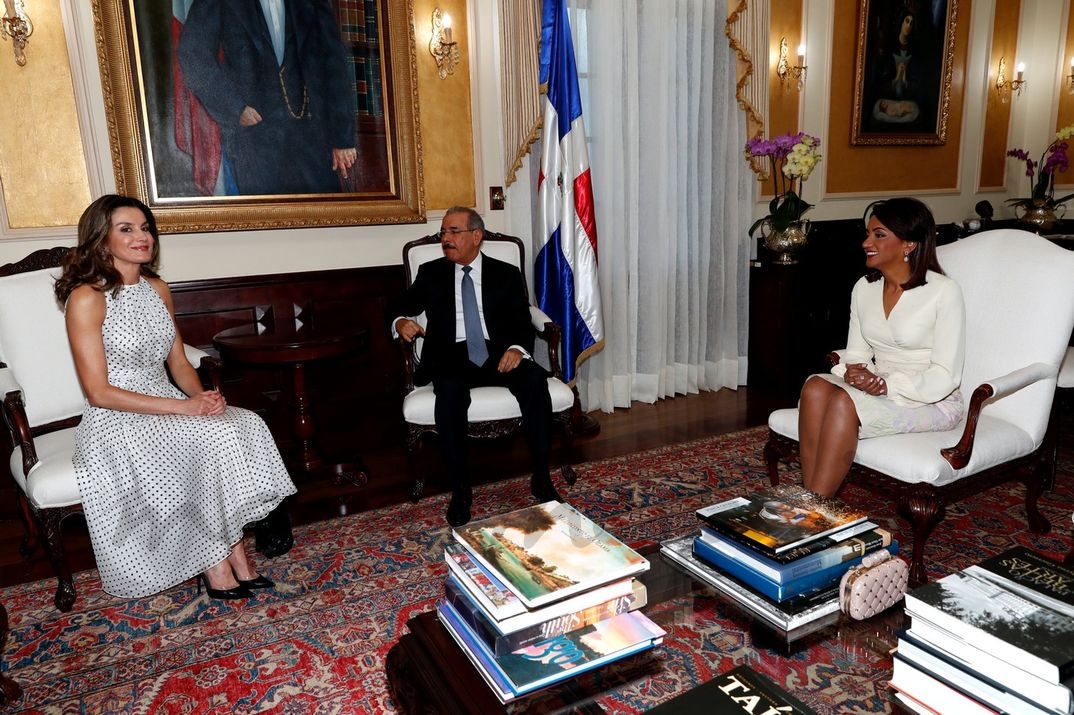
[72,278,297,598]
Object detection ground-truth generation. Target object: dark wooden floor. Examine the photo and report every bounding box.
[0,387,790,590]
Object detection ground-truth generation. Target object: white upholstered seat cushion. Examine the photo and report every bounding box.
[7,427,82,508]
[770,406,1036,487]
[403,378,575,426]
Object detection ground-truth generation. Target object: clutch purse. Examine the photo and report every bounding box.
[838,549,908,620]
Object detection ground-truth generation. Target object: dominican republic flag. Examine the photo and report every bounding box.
[536,0,604,385]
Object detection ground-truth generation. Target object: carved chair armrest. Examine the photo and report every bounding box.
[530,306,565,382]
[397,337,417,392]
[0,367,39,477]
[940,362,1056,469]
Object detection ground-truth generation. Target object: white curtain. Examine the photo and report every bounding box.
[568,0,753,412]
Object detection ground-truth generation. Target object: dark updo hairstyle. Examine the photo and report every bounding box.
[54,194,161,303]
[863,196,944,290]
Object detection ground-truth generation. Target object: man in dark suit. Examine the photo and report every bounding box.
[392,207,560,526]
[177,0,357,195]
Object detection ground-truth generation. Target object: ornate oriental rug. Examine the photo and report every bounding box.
[2,426,1073,713]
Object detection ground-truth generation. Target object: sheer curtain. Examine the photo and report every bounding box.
[568,0,752,411]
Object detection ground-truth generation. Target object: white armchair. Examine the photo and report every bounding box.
[0,247,219,611]
[397,233,578,501]
[764,229,1074,586]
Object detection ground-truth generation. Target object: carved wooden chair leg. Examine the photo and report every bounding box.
[764,432,794,487]
[41,510,76,612]
[897,492,946,588]
[16,493,39,559]
[556,413,577,486]
[405,423,428,503]
[1022,460,1052,534]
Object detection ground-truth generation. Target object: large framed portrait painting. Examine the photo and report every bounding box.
[851,0,958,146]
[93,0,424,233]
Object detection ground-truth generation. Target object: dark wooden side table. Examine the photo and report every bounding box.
[214,316,370,487]
[0,602,21,706]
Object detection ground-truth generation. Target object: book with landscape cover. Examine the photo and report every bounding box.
[445,546,638,632]
[453,500,649,609]
[445,574,648,656]
[437,599,665,702]
[904,568,1074,683]
[698,524,892,583]
[646,664,819,714]
[692,534,900,602]
[695,485,869,556]
[898,629,1073,714]
[661,535,840,633]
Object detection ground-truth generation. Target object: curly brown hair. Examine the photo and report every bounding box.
[54,194,161,303]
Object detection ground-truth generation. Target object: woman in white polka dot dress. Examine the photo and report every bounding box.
[55,195,297,601]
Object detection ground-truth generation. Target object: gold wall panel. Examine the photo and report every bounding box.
[0,0,90,228]
[758,0,803,197]
[826,0,971,195]
[979,1,1019,190]
[413,0,477,211]
[1058,5,1074,192]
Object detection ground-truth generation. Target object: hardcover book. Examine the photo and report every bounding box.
[695,485,869,556]
[889,654,1015,715]
[660,535,840,633]
[646,664,820,714]
[452,501,649,609]
[437,599,665,702]
[692,534,900,602]
[698,524,892,583]
[965,546,1074,618]
[444,575,647,656]
[444,542,527,620]
[904,568,1074,683]
[898,630,1072,714]
[444,549,636,632]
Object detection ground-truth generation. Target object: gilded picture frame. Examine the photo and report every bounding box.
[851,0,957,146]
[92,0,424,233]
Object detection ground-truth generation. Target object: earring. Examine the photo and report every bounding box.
[903,253,909,263]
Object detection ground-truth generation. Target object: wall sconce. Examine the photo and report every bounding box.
[1067,57,1074,95]
[776,37,807,91]
[429,7,459,80]
[1,0,32,66]
[995,56,1026,103]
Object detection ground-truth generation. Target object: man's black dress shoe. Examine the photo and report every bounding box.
[531,478,562,503]
[447,492,472,527]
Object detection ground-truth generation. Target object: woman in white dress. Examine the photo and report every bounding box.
[798,197,966,496]
[55,195,297,600]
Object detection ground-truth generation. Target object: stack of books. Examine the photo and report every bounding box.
[892,546,1074,715]
[436,500,666,703]
[661,484,898,638]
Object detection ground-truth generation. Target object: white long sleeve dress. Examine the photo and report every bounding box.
[814,270,966,439]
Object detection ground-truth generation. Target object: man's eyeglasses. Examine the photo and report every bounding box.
[437,228,476,239]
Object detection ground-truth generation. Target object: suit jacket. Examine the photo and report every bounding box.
[391,254,535,384]
[177,0,353,193]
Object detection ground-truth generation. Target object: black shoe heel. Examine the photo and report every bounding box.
[237,575,274,589]
[196,574,253,600]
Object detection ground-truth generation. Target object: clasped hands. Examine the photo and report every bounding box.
[187,389,227,416]
[844,363,887,396]
[395,318,523,372]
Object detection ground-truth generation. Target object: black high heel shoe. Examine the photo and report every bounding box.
[196,573,252,600]
[237,574,274,590]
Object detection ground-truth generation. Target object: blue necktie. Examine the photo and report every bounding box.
[461,266,488,366]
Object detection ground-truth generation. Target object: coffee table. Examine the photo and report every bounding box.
[385,543,904,713]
